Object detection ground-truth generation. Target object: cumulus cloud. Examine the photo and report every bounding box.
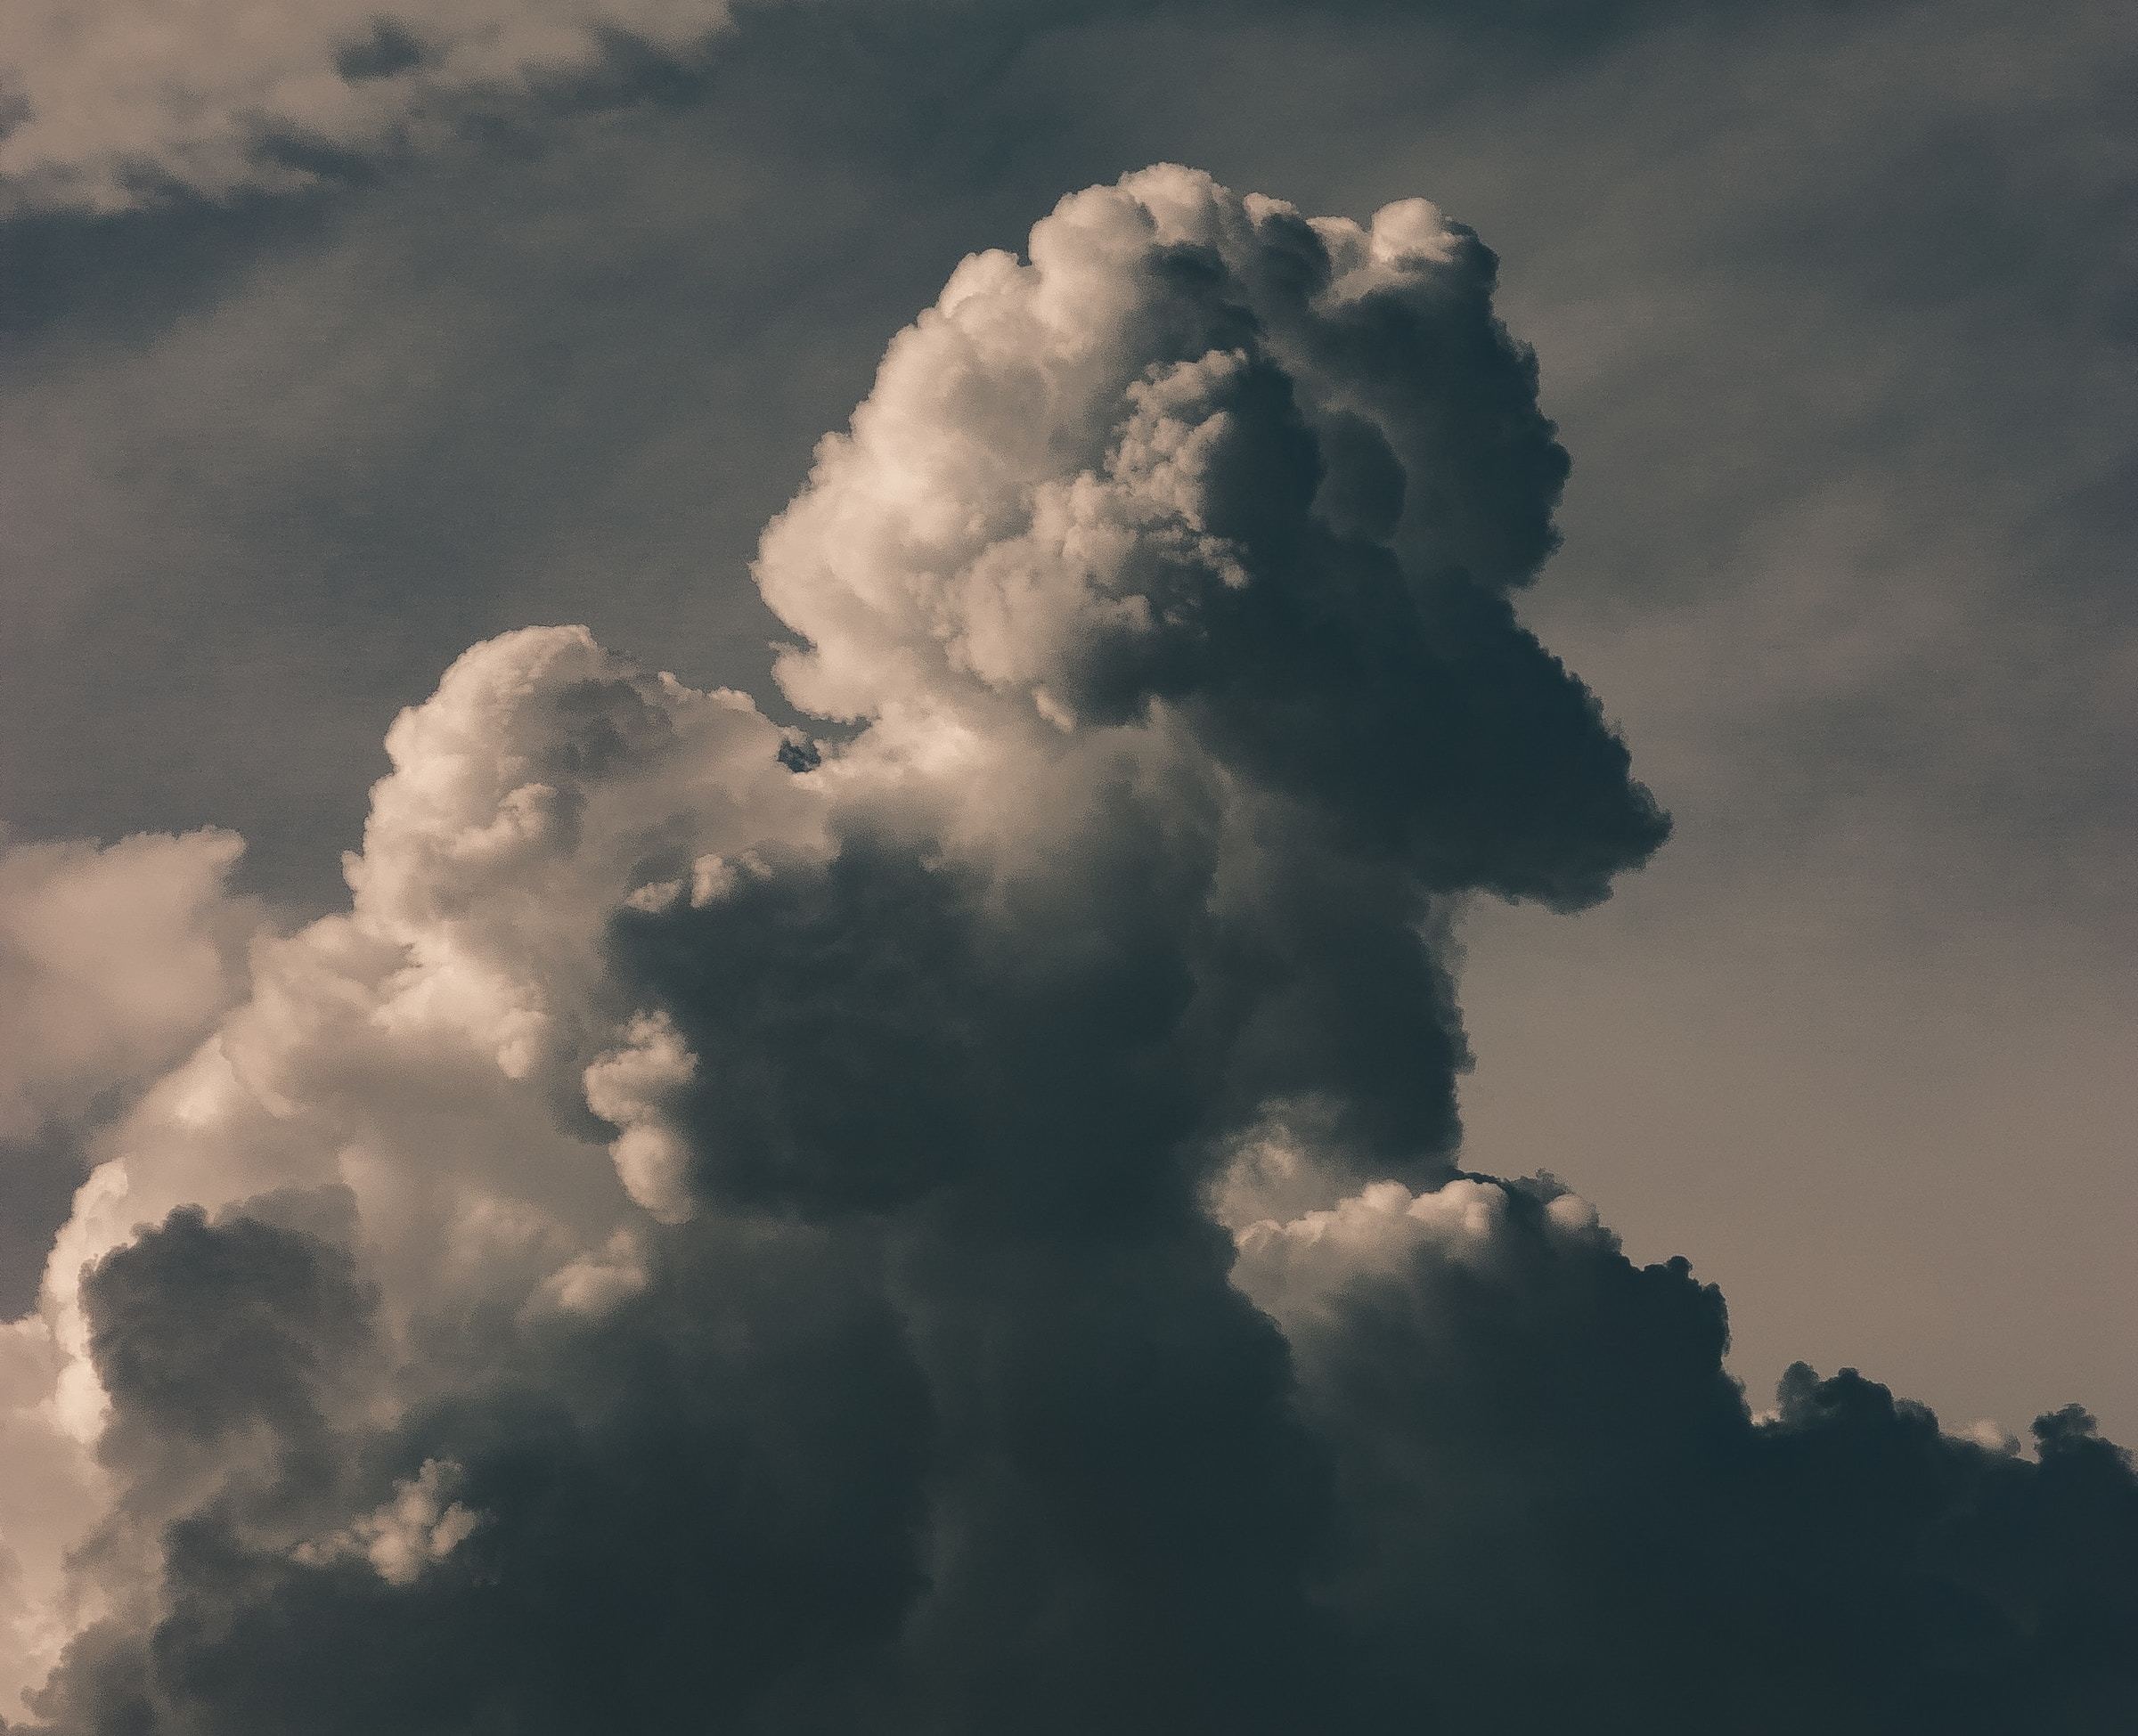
[0,0,741,213]
[582,1012,698,1223]
[0,831,262,1319]
[293,1458,482,1585]
[1,167,2130,1732]
[0,831,257,1143]
[1234,1161,2138,1730]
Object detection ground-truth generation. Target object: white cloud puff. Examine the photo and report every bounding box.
[1230,1169,1609,1335]
[0,829,258,1141]
[294,1458,481,1585]
[0,626,823,1707]
[43,625,824,1326]
[583,1012,698,1223]
[755,168,1471,734]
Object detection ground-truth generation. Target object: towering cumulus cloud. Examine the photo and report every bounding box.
[3,168,2131,1732]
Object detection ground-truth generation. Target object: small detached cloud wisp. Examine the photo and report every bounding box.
[0,168,2132,1733]
[0,0,745,214]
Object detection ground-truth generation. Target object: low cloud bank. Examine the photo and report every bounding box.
[1,168,2129,1732]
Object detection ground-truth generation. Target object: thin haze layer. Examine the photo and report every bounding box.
[0,168,2130,1733]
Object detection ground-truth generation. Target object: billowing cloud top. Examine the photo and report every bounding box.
[2,168,2131,1733]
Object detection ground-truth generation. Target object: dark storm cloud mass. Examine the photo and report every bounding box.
[1248,1181,2138,1732]
[0,164,2131,1735]
[49,1200,932,1736]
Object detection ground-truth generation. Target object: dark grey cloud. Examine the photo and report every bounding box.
[86,1194,372,1463]
[32,1203,933,1735]
[1254,1178,2138,1732]
[32,1198,2138,1732]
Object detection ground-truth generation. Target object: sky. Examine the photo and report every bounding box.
[0,0,2133,1729]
